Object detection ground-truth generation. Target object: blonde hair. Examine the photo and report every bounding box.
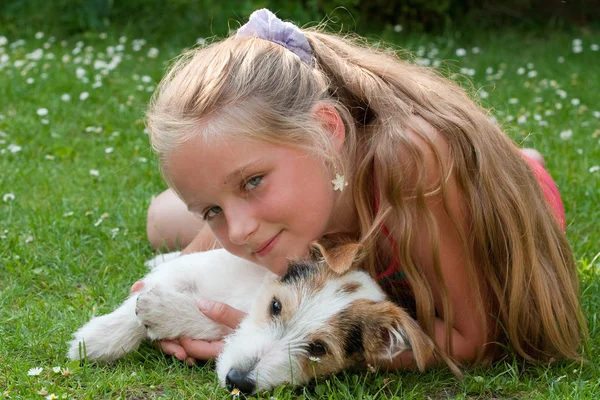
[147,27,586,364]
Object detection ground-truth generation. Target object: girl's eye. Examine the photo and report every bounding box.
[244,175,263,190]
[203,206,222,220]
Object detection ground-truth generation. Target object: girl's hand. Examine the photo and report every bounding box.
[130,281,247,364]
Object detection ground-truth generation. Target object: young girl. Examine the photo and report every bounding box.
[142,9,586,369]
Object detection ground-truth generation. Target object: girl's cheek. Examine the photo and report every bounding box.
[207,220,227,244]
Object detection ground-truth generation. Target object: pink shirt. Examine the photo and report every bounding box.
[375,153,566,283]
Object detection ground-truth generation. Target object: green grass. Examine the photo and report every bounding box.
[1,24,599,399]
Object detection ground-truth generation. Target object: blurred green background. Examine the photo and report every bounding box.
[2,0,599,43]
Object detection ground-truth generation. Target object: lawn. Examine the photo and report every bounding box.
[1,23,599,399]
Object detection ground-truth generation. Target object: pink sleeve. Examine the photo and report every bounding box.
[521,154,566,231]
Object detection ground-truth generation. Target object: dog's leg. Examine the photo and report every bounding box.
[68,295,147,362]
[135,285,224,341]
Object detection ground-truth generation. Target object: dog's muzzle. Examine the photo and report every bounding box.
[225,368,255,394]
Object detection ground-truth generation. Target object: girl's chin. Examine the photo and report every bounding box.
[268,248,313,276]
[263,257,290,276]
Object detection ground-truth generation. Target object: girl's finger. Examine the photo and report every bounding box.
[179,337,224,360]
[158,339,189,362]
[130,280,144,294]
[197,299,246,329]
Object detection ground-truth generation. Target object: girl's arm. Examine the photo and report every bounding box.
[181,223,220,254]
[387,318,482,370]
[387,181,488,369]
[385,117,491,368]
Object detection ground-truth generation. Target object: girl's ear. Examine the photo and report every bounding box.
[312,103,345,152]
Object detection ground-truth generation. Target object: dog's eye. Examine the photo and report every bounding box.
[307,341,328,356]
[270,298,282,317]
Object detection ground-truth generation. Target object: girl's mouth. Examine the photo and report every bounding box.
[254,232,282,257]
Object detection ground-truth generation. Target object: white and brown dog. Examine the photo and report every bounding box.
[68,243,442,394]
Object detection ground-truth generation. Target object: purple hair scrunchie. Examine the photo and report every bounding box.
[236,8,314,67]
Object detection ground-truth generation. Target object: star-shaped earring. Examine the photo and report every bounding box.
[331,173,348,192]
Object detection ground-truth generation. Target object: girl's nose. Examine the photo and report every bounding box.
[226,206,258,246]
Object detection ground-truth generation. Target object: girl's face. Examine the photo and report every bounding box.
[167,135,338,275]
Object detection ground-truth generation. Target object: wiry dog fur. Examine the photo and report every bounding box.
[68,243,442,394]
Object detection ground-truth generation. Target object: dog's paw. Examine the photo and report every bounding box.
[135,287,166,329]
[135,286,199,340]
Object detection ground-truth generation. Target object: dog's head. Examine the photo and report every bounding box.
[216,241,435,394]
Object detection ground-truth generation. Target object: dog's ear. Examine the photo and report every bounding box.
[361,300,435,371]
[310,238,362,274]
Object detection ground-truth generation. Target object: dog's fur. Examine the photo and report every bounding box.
[68,243,438,394]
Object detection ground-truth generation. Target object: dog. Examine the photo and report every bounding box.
[68,242,441,394]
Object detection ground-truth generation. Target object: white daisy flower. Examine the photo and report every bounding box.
[27,367,43,376]
[3,193,15,202]
[76,67,86,79]
[559,129,573,140]
[36,108,48,116]
[7,144,21,153]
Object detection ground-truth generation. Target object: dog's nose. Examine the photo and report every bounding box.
[225,368,255,394]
